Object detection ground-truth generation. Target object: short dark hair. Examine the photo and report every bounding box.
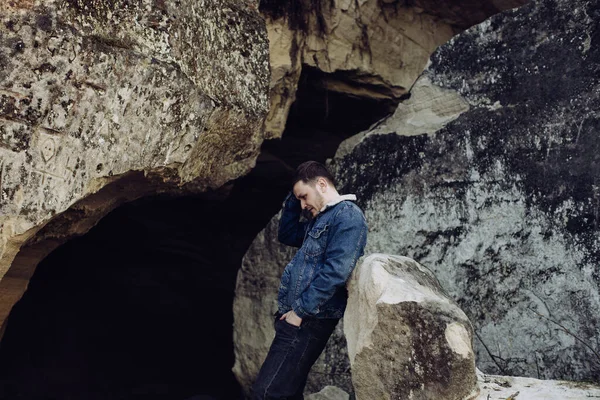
[293,161,336,187]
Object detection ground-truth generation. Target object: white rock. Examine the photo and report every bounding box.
[345,254,479,400]
[306,385,349,400]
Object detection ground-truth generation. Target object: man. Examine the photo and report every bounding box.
[252,161,368,399]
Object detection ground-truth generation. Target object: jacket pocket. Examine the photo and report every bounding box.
[304,223,329,256]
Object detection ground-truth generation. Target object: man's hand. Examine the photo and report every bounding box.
[280,310,303,327]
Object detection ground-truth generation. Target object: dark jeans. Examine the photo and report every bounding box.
[251,315,339,400]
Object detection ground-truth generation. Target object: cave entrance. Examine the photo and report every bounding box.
[0,56,401,400]
[263,65,400,166]
[0,184,288,400]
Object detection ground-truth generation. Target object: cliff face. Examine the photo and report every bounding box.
[260,0,528,140]
[333,0,600,381]
[4,0,598,396]
[0,0,269,326]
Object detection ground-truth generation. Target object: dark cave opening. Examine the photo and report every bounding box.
[263,65,399,167]
[0,168,291,400]
[0,62,397,400]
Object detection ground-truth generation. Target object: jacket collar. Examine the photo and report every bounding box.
[319,194,357,212]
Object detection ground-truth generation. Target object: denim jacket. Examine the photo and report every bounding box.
[277,192,368,319]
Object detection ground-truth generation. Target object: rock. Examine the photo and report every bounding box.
[332,0,600,381]
[335,75,470,159]
[0,0,269,327]
[232,214,294,393]
[232,213,353,396]
[260,0,527,139]
[262,15,303,140]
[345,254,478,400]
[305,385,349,400]
[476,369,600,399]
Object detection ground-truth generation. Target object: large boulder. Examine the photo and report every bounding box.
[332,0,600,381]
[0,0,269,327]
[345,254,478,400]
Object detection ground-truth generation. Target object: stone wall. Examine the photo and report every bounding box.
[332,0,600,381]
[0,0,269,327]
[260,0,527,139]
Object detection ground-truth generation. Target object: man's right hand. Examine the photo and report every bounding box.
[278,191,306,248]
[283,191,301,210]
[280,310,303,327]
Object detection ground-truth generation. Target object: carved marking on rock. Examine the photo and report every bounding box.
[39,126,65,136]
[63,154,78,181]
[31,168,66,185]
[37,126,67,163]
[30,125,80,187]
[40,138,56,163]
[32,128,68,185]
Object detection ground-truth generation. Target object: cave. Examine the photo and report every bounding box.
[0,58,396,399]
[0,198,234,399]
[0,149,295,399]
[263,65,400,166]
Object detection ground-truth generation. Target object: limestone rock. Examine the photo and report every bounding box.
[260,0,527,139]
[0,0,269,327]
[345,254,478,400]
[305,385,349,400]
[335,75,470,159]
[262,16,303,140]
[232,213,294,393]
[332,0,600,381]
[232,213,353,395]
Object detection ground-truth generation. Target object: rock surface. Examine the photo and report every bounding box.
[345,254,478,400]
[260,0,527,139]
[332,0,600,381]
[476,370,600,399]
[0,0,269,327]
[305,385,349,400]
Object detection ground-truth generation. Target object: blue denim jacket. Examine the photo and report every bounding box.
[277,192,368,319]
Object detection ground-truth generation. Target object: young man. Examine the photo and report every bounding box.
[252,161,368,399]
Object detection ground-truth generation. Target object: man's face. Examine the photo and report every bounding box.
[293,180,326,219]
